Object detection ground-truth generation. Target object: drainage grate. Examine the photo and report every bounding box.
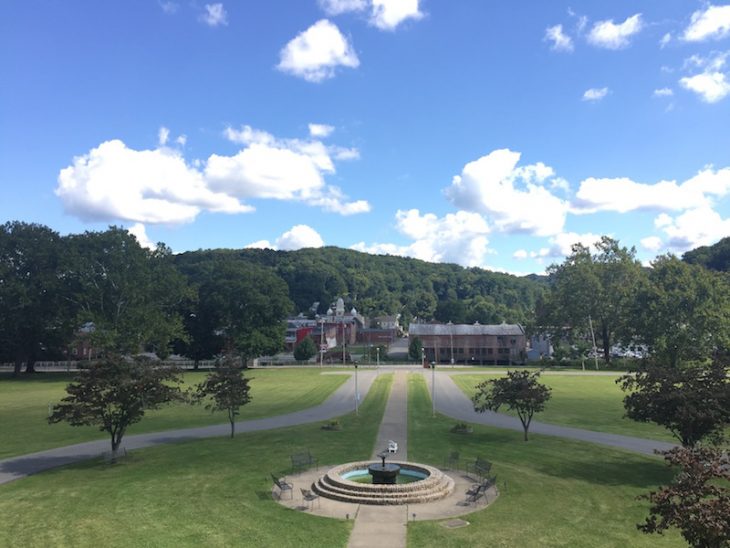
[442,519,469,529]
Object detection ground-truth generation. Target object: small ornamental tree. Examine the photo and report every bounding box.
[617,361,730,447]
[48,357,184,459]
[408,336,423,361]
[472,370,551,441]
[194,358,251,438]
[639,446,730,548]
[293,337,317,363]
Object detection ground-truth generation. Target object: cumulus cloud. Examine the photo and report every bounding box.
[587,13,643,49]
[351,209,491,267]
[680,71,730,102]
[444,149,569,237]
[201,3,227,27]
[277,19,359,82]
[513,249,528,260]
[683,4,730,42]
[308,123,334,138]
[370,0,423,30]
[56,140,250,224]
[56,125,369,224]
[545,24,574,52]
[128,223,156,249]
[660,32,672,48]
[158,127,170,146]
[653,87,674,97]
[573,166,730,214]
[318,0,367,15]
[654,207,730,251]
[245,224,325,251]
[582,87,609,101]
[640,236,663,252]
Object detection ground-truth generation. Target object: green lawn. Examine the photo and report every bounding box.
[450,373,677,442]
[407,374,683,547]
[0,373,393,548]
[0,369,349,459]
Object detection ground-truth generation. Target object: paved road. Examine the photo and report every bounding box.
[425,371,676,456]
[0,370,378,486]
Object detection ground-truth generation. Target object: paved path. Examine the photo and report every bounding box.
[0,370,378,486]
[426,371,676,456]
[348,371,409,548]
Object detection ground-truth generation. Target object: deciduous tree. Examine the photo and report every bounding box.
[293,337,317,363]
[472,370,551,441]
[193,358,251,438]
[617,361,730,447]
[48,357,184,458]
[639,446,730,548]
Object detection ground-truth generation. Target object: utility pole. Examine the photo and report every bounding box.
[588,315,599,370]
[431,362,436,417]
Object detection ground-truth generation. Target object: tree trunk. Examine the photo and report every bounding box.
[24,358,36,374]
[229,408,235,438]
[602,323,611,364]
[193,358,199,371]
[13,358,22,377]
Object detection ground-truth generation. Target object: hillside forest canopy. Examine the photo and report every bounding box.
[1,221,728,371]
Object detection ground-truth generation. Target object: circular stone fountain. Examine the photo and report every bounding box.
[313,460,455,505]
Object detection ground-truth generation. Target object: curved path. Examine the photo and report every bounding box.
[0,370,378,486]
[425,371,676,456]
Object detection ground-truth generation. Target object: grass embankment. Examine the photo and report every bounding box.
[0,369,348,459]
[407,374,682,547]
[0,373,393,548]
[450,373,676,442]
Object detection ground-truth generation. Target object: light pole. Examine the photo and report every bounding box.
[354,363,359,416]
[319,317,324,368]
[376,346,380,367]
[448,320,454,365]
[431,362,436,417]
[421,346,425,367]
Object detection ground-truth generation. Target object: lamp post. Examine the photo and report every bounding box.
[354,363,359,416]
[319,317,324,368]
[376,346,380,367]
[448,320,454,365]
[431,362,436,417]
[421,346,425,367]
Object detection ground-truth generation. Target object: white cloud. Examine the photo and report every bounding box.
[660,32,672,48]
[128,223,156,249]
[160,2,178,14]
[683,4,730,42]
[445,149,569,237]
[582,87,609,101]
[587,13,643,49]
[318,0,367,16]
[245,225,325,251]
[352,209,491,267]
[653,87,674,97]
[277,19,359,82]
[57,124,369,224]
[201,3,227,27]
[215,124,368,215]
[640,236,663,252]
[176,134,187,146]
[655,207,730,251]
[573,166,730,214]
[309,123,335,138]
[545,24,574,52]
[158,126,170,146]
[370,0,423,30]
[513,249,528,260]
[56,140,250,224]
[680,71,730,103]
[276,224,325,250]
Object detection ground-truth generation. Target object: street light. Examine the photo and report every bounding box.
[448,320,454,365]
[354,363,359,416]
[376,346,380,367]
[431,362,436,417]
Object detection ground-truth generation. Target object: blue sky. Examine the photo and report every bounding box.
[2,1,729,274]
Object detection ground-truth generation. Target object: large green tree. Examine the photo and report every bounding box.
[631,255,730,368]
[63,227,188,356]
[193,358,251,438]
[48,357,184,458]
[540,237,643,362]
[0,221,73,374]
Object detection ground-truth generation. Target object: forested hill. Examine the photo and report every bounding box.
[174,246,546,325]
[683,237,730,272]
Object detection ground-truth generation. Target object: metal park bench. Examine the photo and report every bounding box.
[270,473,293,500]
[443,450,460,471]
[300,488,320,510]
[466,457,492,480]
[464,475,497,506]
[291,450,318,472]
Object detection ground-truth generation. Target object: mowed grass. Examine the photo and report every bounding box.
[0,373,393,548]
[407,374,683,547]
[450,372,676,442]
[0,368,349,459]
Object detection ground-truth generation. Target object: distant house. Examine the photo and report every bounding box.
[358,314,401,344]
[409,322,526,365]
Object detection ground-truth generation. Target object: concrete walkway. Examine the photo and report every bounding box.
[348,371,409,548]
[426,371,676,456]
[0,370,378,486]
